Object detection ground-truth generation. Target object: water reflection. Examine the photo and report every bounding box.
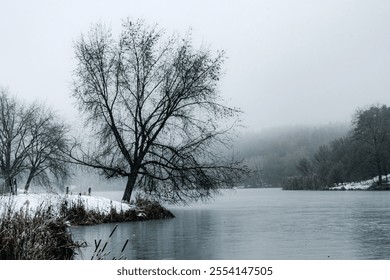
[351,208,390,259]
[72,210,226,259]
[71,189,390,260]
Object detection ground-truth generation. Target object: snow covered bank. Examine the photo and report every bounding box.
[0,192,174,226]
[0,192,174,259]
[0,193,134,216]
[330,175,390,190]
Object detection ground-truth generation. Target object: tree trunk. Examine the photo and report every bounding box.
[122,173,137,202]
[24,171,35,193]
[377,160,383,186]
[5,176,13,195]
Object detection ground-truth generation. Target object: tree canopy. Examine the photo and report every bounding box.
[71,19,244,203]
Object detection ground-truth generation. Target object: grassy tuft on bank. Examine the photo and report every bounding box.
[0,205,77,260]
[61,195,174,226]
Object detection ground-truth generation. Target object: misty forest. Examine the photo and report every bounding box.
[279,105,390,190]
[238,104,390,190]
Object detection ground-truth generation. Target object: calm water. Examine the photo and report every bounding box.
[70,188,390,260]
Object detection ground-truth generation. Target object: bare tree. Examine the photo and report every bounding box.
[71,20,244,203]
[296,158,312,177]
[23,106,70,193]
[0,88,70,194]
[0,88,34,194]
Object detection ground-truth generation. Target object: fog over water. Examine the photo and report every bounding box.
[1,0,390,131]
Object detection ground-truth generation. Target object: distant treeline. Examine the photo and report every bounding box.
[235,123,349,188]
[282,104,390,190]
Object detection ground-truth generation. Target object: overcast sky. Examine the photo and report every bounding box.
[1,0,390,131]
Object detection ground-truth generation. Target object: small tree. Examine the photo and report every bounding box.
[71,20,244,203]
[296,158,312,176]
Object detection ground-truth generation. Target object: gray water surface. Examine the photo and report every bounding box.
[70,188,390,260]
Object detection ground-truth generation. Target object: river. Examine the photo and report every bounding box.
[70,188,390,260]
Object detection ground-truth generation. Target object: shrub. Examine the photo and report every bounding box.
[281,174,324,190]
[135,195,175,220]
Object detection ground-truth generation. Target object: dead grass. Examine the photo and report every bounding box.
[61,196,174,226]
[0,204,77,260]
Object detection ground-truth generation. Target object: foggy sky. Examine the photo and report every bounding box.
[1,0,389,131]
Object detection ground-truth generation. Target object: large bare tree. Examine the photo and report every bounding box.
[71,20,244,203]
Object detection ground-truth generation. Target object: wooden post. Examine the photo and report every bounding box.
[13,178,17,196]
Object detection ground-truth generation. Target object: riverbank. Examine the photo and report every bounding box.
[0,192,174,259]
[0,193,174,225]
[329,174,390,191]
[282,174,390,191]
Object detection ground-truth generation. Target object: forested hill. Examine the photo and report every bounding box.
[234,123,349,187]
[281,105,390,190]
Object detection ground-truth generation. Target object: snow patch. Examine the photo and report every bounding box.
[330,175,390,190]
[0,193,134,215]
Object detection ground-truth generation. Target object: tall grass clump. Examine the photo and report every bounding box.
[0,204,77,260]
[135,195,175,220]
[60,195,174,226]
[90,224,129,260]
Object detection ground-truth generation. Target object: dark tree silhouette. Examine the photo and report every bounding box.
[352,105,390,186]
[0,88,70,194]
[71,20,244,203]
[0,88,35,194]
[23,106,70,193]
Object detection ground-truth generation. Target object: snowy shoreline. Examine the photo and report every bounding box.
[0,190,175,227]
[0,192,134,216]
[330,175,390,191]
